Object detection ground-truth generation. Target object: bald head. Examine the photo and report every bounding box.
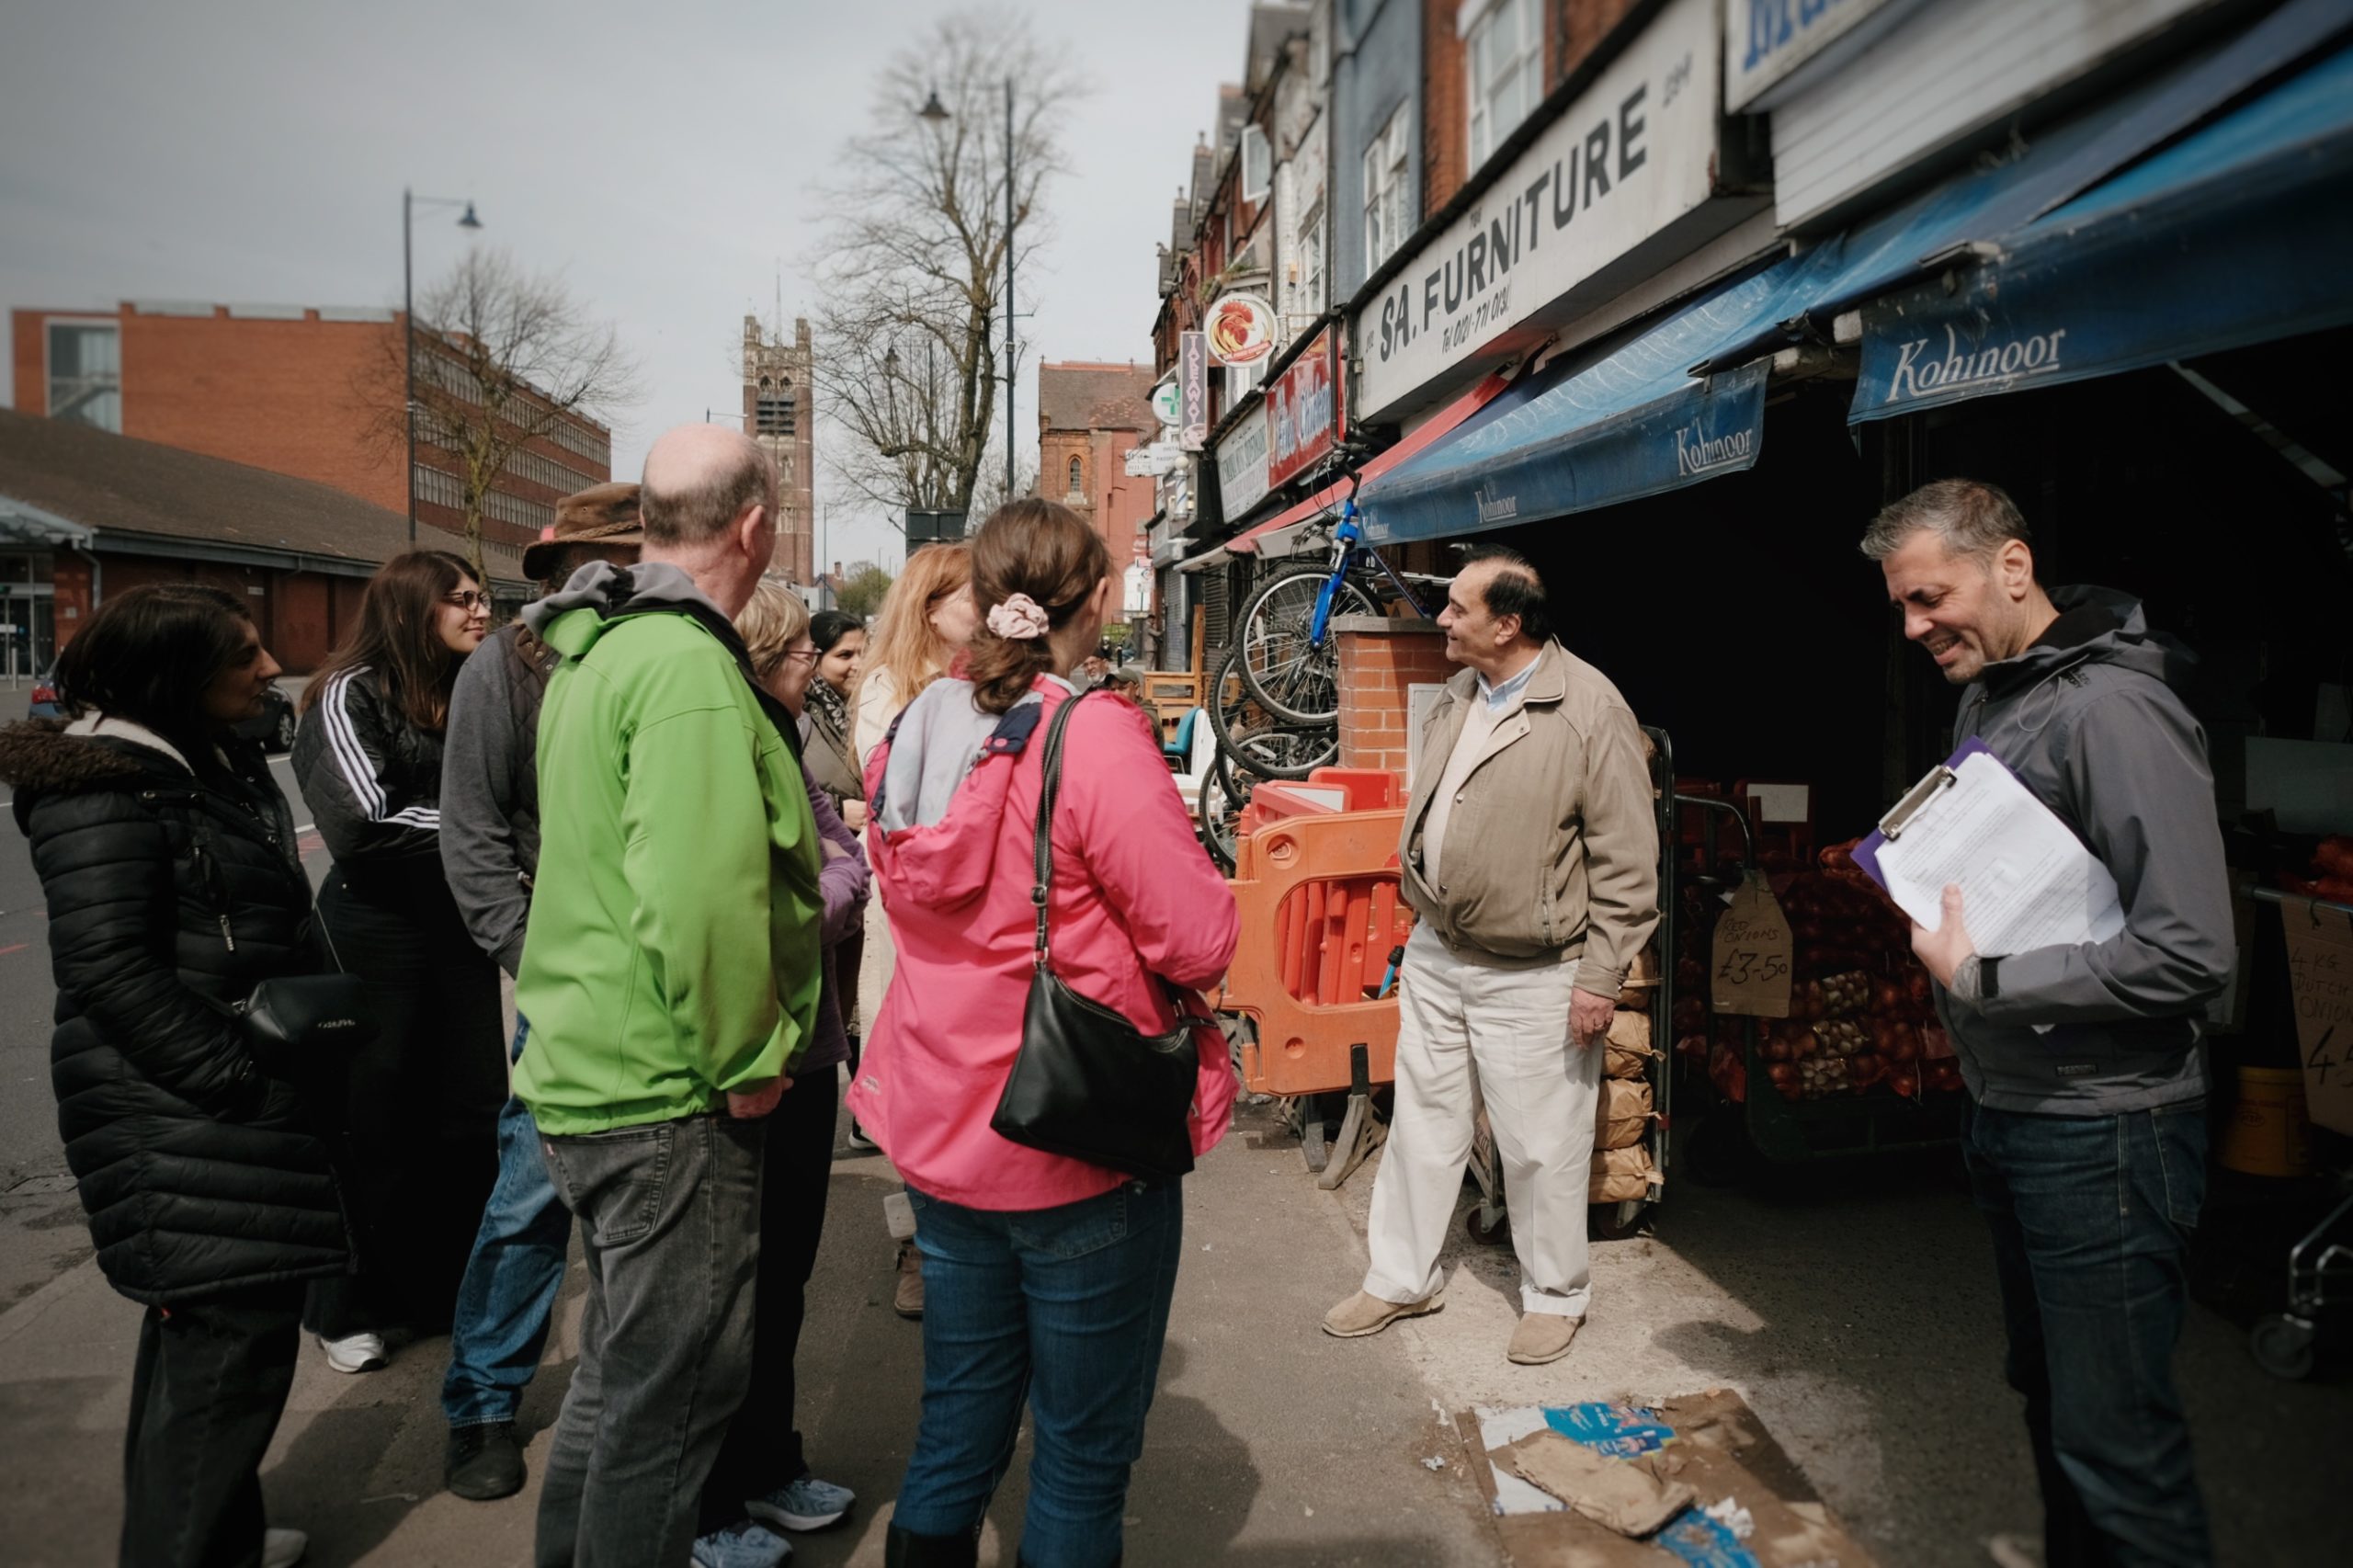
[642,424,779,547]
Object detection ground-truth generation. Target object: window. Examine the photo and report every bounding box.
[1467,0,1543,171]
[756,380,796,437]
[1296,205,1327,318]
[1362,104,1411,270]
[48,322,120,432]
[1066,456,1085,498]
[1240,125,1272,205]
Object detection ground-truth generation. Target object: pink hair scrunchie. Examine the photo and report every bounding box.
[986,593,1051,642]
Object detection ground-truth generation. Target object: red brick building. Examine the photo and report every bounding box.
[9,301,611,554]
[0,410,428,675]
[1036,362,1160,566]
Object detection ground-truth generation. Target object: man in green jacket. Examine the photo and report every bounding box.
[514,424,823,1568]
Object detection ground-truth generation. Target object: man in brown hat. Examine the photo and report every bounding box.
[436,482,642,1501]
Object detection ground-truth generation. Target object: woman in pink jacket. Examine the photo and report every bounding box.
[850,500,1238,1568]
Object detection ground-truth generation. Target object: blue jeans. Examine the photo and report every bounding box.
[1964,1102,2211,1568]
[440,1017,573,1429]
[894,1178,1185,1568]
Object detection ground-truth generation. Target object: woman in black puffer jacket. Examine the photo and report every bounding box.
[0,583,347,1568]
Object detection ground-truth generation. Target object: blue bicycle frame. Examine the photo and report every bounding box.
[1304,492,1436,648]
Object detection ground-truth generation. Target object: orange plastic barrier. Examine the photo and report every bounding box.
[1222,770,1415,1098]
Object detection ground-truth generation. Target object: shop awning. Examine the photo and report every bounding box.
[1223,369,1515,555]
[1352,265,1787,544]
[1692,0,2353,378]
[1851,38,2353,421]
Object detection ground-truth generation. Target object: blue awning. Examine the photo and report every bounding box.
[1355,277,1778,544]
[1852,38,2353,420]
[1694,0,2353,377]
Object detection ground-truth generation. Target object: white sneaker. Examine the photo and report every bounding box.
[316,1331,386,1373]
[263,1528,308,1568]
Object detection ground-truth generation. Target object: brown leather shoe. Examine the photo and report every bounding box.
[1506,1312,1581,1365]
[1321,1289,1443,1338]
[893,1240,926,1319]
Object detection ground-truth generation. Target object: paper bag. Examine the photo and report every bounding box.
[2284,900,2353,1136]
[1711,871,1792,1018]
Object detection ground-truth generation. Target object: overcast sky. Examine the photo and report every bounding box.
[0,0,1254,574]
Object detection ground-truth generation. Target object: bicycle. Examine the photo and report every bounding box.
[1233,445,1445,726]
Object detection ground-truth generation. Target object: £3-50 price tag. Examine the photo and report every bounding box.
[1711,870,1792,1019]
[2285,901,2353,1136]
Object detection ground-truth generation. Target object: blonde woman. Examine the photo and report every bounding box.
[854,543,977,771]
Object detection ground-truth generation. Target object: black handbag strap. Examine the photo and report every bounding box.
[1030,689,1089,966]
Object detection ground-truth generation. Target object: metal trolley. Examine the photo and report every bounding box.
[2246,887,2353,1381]
[1675,797,1965,1182]
[1464,724,1679,1244]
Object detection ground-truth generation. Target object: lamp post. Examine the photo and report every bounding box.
[917,81,1017,498]
[404,188,482,548]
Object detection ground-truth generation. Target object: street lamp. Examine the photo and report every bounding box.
[915,81,1017,497]
[404,188,482,548]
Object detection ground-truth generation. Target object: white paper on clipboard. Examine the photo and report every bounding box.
[1858,744,2125,960]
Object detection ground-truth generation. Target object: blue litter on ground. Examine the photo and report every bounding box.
[1654,1507,1762,1568]
[1540,1403,1678,1458]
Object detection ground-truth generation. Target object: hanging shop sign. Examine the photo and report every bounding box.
[1213,401,1272,522]
[1353,0,1763,422]
[1150,376,1183,426]
[1723,0,1910,112]
[1205,293,1279,367]
[1178,331,1211,450]
[1266,328,1342,489]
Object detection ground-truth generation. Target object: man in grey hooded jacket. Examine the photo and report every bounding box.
[1869,479,2229,1568]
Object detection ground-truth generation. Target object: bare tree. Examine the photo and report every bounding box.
[811,8,1079,521]
[364,248,642,578]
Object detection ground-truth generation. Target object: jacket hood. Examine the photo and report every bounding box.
[870,676,1066,912]
[1979,585,2198,698]
[1,714,199,832]
[522,560,725,654]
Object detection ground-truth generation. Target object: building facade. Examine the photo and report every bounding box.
[1,409,430,676]
[742,315,817,585]
[8,301,613,552]
[1036,361,1160,567]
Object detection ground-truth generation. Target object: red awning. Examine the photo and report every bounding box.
[1226,369,1517,555]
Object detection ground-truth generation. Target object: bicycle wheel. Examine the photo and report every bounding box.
[1210,647,1339,782]
[1234,563,1380,725]
[1199,748,1246,873]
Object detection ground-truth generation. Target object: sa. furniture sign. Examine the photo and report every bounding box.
[1353,0,1752,421]
[1266,329,1340,488]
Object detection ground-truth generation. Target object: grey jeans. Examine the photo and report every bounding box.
[533,1112,765,1568]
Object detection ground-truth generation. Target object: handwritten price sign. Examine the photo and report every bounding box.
[1712,871,1793,1018]
[2285,901,2353,1136]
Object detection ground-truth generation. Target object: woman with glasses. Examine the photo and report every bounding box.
[801,609,872,1145]
[688,581,870,1568]
[292,551,505,1376]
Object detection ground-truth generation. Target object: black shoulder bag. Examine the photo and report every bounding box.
[990,691,1200,1184]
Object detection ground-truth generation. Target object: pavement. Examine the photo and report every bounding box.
[1,1088,2346,1567]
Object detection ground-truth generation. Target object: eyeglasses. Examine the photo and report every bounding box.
[781,646,821,665]
[445,591,490,611]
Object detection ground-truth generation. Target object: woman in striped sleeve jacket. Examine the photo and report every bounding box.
[291,550,506,1376]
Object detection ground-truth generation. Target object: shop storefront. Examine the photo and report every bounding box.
[1313,5,2353,1153]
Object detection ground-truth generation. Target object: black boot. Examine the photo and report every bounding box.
[444,1420,526,1500]
[885,1520,980,1568]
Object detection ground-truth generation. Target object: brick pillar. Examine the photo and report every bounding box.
[1334,614,1455,782]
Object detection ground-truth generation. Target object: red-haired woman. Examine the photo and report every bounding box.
[292,550,505,1373]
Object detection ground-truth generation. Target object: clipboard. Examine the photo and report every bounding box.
[1851,738,2124,960]
[1850,738,1995,888]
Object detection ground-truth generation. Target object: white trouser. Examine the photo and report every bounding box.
[1363,925,1604,1318]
